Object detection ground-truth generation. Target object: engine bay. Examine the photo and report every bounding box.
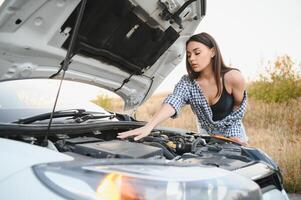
[7,125,262,171]
[0,121,284,193]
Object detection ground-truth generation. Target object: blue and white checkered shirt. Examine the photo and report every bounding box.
[163,75,248,142]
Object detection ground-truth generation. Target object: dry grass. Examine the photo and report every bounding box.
[244,98,301,193]
[246,127,301,192]
[108,93,301,192]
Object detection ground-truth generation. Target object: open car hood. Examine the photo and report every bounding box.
[0,0,205,109]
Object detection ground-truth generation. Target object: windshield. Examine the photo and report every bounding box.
[0,79,121,123]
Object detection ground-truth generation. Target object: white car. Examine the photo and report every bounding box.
[0,0,289,199]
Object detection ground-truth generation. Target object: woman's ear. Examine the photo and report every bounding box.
[211,48,216,58]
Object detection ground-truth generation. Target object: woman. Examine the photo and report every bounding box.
[118,32,248,144]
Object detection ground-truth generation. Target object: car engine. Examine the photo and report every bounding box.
[3,122,284,192]
[12,125,267,171]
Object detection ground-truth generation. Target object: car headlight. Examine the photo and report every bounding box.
[33,160,262,200]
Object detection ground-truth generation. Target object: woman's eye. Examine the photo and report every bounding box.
[195,52,200,55]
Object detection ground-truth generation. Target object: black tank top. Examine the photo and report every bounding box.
[210,74,234,121]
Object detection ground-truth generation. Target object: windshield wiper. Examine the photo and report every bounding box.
[14,109,114,124]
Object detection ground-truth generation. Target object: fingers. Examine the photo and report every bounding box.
[134,133,148,141]
[117,127,146,139]
[117,126,151,141]
[117,130,140,139]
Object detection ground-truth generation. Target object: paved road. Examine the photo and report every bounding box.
[288,193,301,200]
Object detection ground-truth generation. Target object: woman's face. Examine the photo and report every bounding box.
[186,41,214,73]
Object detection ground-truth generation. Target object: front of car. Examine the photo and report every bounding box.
[0,0,289,199]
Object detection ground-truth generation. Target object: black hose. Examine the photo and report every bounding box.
[144,142,175,159]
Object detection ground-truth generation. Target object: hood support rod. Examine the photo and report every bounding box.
[42,0,87,146]
[50,0,87,77]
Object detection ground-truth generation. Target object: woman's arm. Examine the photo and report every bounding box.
[118,75,190,141]
[224,70,246,109]
[117,103,176,140]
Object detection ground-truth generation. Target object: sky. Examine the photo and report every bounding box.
[156,0,301,92]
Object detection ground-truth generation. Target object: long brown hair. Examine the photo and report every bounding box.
[186,32,234,97]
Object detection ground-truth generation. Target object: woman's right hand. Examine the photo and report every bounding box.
[117,104,176,141]
[117,124,153,141]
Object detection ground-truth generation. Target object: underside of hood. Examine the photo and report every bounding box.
[62,0,179,75]
[0,0,205,109]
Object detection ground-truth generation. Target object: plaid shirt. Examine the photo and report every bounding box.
[163,75,248,142]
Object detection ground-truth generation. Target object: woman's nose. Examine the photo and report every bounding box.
[189,54,195,62]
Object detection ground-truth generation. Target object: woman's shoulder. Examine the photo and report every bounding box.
[174,75,195,89]
[224,69,246,92]
[224,69,245,87]
[180,74,194,83]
